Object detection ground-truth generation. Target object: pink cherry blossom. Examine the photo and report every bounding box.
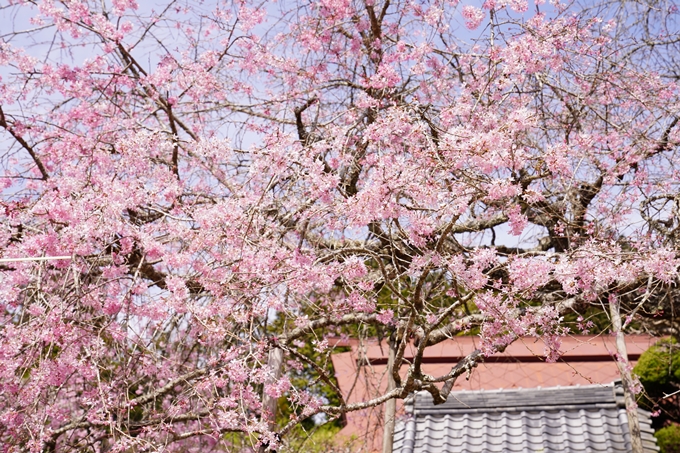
[462,5,485,29]
[0,1,676,451]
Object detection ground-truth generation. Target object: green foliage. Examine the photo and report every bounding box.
[221,420,352,452]
[634,338,680,389]
[280,423,355,453]
[655,424,680,453]
[221,431,261,452]
[634,338,680,429]
[561,305,611,335]
[277,340,349,431]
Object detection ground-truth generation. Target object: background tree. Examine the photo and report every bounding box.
[0,1,679,452]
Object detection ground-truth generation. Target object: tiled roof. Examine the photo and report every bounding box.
[393,383,659,453]
[330,335,658,450]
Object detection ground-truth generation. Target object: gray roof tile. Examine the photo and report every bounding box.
[393,383,659,453]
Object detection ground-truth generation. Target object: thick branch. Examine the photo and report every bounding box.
[321,387,403,415]
[293,97,318,145]
[129,368,207,407]
[449,213,508,234]
[279,312,380,345]
[0,106,49,180]
[422,314,486,347]
[125,248,203,294]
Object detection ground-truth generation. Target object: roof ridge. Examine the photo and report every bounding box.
[415,381,615,396]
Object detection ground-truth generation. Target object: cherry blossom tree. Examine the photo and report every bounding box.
[0,0,679,452]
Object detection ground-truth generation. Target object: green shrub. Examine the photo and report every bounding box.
[634,338,680,429]
[634,338,680,389]
[656,424,680,453]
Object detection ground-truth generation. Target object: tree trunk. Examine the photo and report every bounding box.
[260,347,284,453]
[609,295,644,453]
[382,340,397,453]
